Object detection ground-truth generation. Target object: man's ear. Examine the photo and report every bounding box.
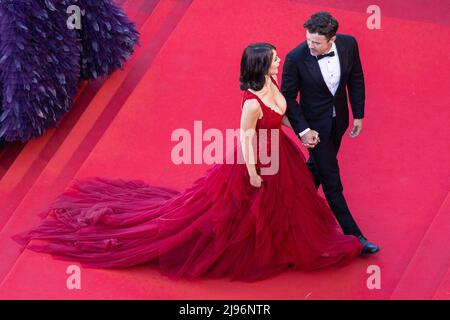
[330,35,337,43]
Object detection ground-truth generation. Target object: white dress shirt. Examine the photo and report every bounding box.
[299,42,341,138]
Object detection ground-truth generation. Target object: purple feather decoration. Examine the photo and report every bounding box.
[76,0,140,80]
[0,0,140,142]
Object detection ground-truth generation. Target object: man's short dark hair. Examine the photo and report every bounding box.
[303,11,339,40]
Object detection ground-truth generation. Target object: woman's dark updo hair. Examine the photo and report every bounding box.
[240,42,276,91]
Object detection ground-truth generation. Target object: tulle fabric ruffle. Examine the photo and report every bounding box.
[14,129,362,282]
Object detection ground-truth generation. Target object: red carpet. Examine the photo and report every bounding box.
[0,0,449,299]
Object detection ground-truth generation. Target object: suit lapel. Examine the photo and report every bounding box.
[303,50,331,95]
[334,35,348,93]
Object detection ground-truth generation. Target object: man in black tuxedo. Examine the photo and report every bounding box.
[281,11,379,255]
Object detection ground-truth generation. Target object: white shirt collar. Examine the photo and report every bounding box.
[326,42,337,54]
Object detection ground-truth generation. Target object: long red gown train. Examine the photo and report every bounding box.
[14,78,363,282]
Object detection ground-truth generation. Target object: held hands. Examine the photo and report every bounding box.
[250,174,263,188]
[349,119,363,138]
[301,130,320,148]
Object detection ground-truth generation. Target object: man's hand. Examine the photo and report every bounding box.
[301,130,320,148]
[349,119,363,138]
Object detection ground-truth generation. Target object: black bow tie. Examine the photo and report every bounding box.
[316,51,335,60]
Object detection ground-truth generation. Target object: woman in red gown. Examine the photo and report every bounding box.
[14,43,363,282]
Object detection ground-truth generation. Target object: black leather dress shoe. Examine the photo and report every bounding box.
[357,235,380,255]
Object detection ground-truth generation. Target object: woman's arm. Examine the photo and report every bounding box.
[240,99,262,183]
[281,115,293,129]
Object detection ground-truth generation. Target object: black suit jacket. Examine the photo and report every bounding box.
[281,34,365,140]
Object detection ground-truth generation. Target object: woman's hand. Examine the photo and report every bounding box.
[250,174,263,188]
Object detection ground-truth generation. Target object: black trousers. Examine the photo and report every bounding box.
[306,118,363,237]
